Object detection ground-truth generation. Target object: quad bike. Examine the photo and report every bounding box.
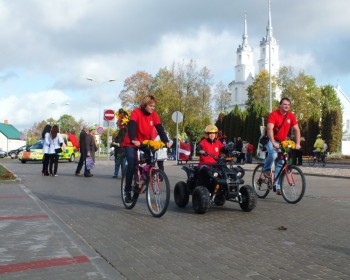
[174,153,257,214]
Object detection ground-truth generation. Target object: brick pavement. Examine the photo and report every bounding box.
[1,159,350,279]
[0,180,124,280]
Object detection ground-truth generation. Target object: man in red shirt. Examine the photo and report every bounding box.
[122,95,171,203]
[263,97,301,195]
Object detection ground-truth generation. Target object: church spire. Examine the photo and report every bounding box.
[242,12,248,47]
[266,0,273,41]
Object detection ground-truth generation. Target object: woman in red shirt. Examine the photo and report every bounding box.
[122,95,171,202]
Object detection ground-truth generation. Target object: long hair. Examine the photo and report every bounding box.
[50,125,59,139]
[41,125,52,139]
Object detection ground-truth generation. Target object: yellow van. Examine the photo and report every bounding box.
[18,134,80,163]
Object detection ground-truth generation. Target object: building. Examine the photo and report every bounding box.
[228,0,350,154]
[0,122,26,152]
[229,0,279,110]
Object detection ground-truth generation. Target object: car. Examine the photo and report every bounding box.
[18,134,80,164]
[0,149,8,158]
[7,145,28,159]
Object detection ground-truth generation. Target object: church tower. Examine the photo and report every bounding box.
[229,13,255,110]
[258,0,279,77]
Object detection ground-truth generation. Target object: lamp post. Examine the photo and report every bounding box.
[86,78,116,126]
[86,78,116,158]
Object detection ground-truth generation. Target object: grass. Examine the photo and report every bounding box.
[0,164,16,180]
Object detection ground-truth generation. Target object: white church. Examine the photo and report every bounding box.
[228,1,350,155]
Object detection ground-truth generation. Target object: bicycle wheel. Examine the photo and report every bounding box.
[280,165,306,204]
[308,155,316,167]
[252,163,270,198]
[121,165,139,209]
[146,169,170,218]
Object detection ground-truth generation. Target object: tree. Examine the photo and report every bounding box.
[246,70,277,111]
[119,71,153,110]
[320,85,342,153]
[214,81,231,114]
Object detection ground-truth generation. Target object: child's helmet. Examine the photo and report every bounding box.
[205,124,218,138]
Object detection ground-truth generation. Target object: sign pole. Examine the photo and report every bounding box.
[107,121,110,160]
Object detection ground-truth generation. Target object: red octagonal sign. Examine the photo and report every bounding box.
[104,109,115,121]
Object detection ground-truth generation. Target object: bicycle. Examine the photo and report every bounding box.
[308,151,327,167]
[121,145,170,218]
[252,148,306,204]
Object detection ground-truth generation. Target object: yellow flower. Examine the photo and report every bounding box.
[142,140,165,151]
[281,140,296,152]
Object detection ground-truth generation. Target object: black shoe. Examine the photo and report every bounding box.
[84,174,93,177]
[125,192,132,203]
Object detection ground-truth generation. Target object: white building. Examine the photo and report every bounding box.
[229,0,279,110]
[228,0,350,154]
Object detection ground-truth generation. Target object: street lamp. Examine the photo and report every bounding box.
[86,78,116,126]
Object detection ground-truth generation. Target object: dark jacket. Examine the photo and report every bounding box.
[79,129,87,156]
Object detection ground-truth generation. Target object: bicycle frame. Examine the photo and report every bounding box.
[252,149,306,203]
[121,146,171,217]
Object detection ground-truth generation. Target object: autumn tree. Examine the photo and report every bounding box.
[214,81,231,114]
[119,71,153,110]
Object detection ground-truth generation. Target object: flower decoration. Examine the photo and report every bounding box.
[281,140,296,153]
[116,108,130,129]
[142,140,165,151]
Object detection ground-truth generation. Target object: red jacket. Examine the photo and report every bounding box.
[198,138,223,165]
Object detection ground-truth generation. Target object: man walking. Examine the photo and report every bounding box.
[75,125,88,176]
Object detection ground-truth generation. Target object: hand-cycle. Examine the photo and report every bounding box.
[121,145,170,217]
[252,147,306,204]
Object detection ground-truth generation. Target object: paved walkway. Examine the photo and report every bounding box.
[0,180,123,279]
[0,159,349,279]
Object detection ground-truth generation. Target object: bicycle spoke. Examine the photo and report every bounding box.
[280,166,306,204]
[146,169,170,217]
[252,164,270,199]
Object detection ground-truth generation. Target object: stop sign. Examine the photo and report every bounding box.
[103,109,115,121]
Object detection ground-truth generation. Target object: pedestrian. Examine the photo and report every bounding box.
[48,125,66,176]
[41,124,52,176]
[112,127,127,178]
[85,126,97,177]
[293,136,305,166]
[235,137,243,163]
[262,97,301,195]
[75,125,88,176]
[246,140,254,164]
[122,94,172,203]
[171,137,177,160]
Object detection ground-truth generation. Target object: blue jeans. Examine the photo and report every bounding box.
[263,141,283,190]
[114,153,126,176]
[124,146,137,192]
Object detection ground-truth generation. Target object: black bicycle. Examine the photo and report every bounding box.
[308,151,327,167]
[252,149,306,204]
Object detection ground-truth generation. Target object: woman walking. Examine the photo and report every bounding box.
[42,124,52,176]
[48,125,65,176]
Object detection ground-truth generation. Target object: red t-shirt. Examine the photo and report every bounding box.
[123,108,161,147]
[198,139,223,165]
[267,110,298,141]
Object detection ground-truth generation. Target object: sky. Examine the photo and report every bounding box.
[1,0,350,132]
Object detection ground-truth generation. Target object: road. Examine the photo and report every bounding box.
[1,158,350,279]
